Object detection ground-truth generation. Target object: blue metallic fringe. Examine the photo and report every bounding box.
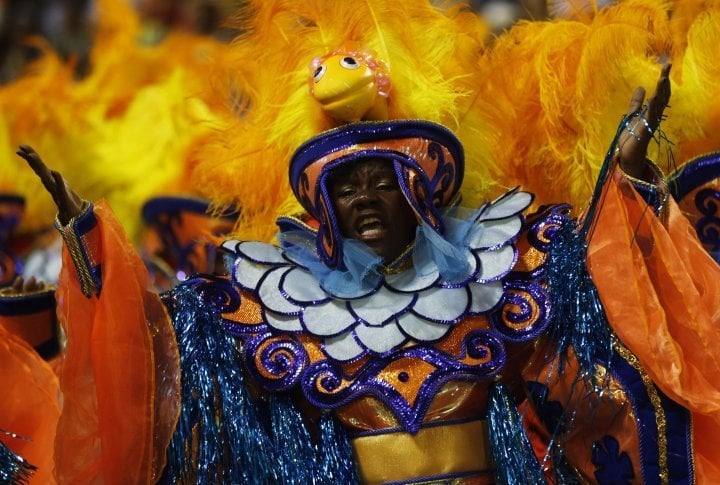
[487,382,545,484]
[163,284,274,483]
[268,393,319,484]
[546,217,613,385]
[545,116,635,385]
[0,438,35,484]
[538,116,641,480]
[162,284,359,483]
[268,395,358,484]
[317,413,359,484]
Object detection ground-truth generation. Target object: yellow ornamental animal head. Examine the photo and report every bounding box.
[309,46,391,123]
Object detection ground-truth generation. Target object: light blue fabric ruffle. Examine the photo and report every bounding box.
[278,205,483,296]
[278,230,383,296]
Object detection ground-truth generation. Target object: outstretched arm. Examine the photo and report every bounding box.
[615,64,672,181]
[587,64,720,483]
[17,145,102,296]
[14,145,180,483]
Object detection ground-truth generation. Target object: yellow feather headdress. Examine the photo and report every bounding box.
[193,0,720,239]
[7,0,718,241]
[191,0,491,242]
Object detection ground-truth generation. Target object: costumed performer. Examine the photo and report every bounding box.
[9,0,720,482]
[14,51,720,483]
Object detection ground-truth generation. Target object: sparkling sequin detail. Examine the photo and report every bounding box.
[205,197,566,431]
[222,189,535,361]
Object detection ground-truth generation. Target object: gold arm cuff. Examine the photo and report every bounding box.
[351,419,492,484]
[621,157,666,188]
[620,157,671,223]
[56,200,98,298]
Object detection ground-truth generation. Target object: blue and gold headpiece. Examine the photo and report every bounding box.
[288,119,464,269]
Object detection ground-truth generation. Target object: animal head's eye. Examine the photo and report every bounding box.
[340,57,360,69]
[314,64,327,82]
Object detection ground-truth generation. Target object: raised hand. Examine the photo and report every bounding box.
[617,64,672,180]
[16,145,84,225]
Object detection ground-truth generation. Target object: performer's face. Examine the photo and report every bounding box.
[329,159,418,262]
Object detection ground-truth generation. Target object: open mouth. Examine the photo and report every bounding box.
[356,216,385,240]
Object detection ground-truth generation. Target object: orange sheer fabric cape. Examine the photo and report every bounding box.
[48,177,720,481]
[0,325,60,484]
[55,200,180,484]
[589,172,720,481]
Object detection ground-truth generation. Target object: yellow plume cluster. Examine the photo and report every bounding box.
[194,0,720,236]
[467,0,674,208]
[0,50,76,232]
[471,0,720,209]
[667,0,720,58]
[0,0,228,241]
[191,0,491,242]
[668,6,720,164]
[3,0,719,242]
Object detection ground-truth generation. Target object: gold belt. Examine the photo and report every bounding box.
[351,419,492,484]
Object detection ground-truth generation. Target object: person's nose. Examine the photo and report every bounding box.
[352,186,379,208]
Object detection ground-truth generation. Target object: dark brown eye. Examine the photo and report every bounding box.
[340,187,355,197]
